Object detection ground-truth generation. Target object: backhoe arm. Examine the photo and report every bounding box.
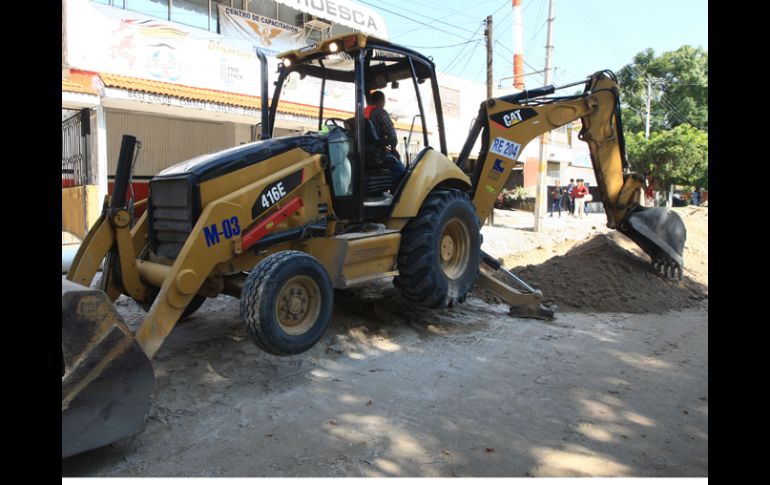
[458,70,686,278]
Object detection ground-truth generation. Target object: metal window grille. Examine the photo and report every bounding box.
[62,112,88,187]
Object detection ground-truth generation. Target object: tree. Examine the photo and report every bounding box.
[618,46,708,134]
[625,124,708,191]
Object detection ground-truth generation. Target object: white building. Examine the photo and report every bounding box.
[62,0,393,235]
[61,0,588,235]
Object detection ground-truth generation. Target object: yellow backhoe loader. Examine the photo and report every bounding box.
[62,34,686,458]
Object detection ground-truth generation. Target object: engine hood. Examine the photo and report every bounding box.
[154,134,326,183]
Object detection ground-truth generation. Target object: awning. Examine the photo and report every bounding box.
[273,0,388,40]
[61,71,99,94]
[66,70,423,131]
[62,71,100,108]
[99,71,354,119]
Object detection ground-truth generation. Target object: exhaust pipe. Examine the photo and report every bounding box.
[256,49,270,140]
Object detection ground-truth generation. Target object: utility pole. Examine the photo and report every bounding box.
[512,0,525,90]
[642,77,672,206]
[645,76,652,140]
[485,15,494,225]
[533,0,555,232]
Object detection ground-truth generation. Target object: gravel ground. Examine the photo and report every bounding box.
[62,207,708,477]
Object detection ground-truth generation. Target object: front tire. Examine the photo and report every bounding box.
[240,251,334,356]
[394,190,481,308]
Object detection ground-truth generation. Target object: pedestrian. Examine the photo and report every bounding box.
[549,180,564,217]
[566,178,576,215]
[691,187,701,206]
[644,174,655,207]
[584,181,592,214]
[572,178,589,219]
[561,184,571,213]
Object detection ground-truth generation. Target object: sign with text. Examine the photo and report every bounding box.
[66,0,279,97]
[218,6,304,58]
[273,0,388,39]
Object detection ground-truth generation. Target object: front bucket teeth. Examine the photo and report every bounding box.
[621,206,686,281]
[653,256,683,280]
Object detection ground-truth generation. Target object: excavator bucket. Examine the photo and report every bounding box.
[62,280,154,458]
[620,206,687,279]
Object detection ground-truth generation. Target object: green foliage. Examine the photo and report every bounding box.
[625,124,708,190]
[618,46,708,134]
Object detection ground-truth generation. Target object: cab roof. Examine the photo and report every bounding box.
[276,33,436,88]
[278,33,432,63]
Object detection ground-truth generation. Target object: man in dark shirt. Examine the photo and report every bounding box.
[363,90,405,194]
[365,91,400,159]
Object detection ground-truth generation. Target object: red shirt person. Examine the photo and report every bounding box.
[572,179,589,218]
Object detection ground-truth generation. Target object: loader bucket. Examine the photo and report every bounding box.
[620,206,687,278]
[62,280,154,458]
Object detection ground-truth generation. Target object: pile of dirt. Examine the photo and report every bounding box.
[498,232,707,313]
[471,206,708,314]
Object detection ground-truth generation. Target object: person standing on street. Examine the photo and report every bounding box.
[691,187,701,206]
[584,181,592,214]
[561,183,571,213]
[566,178,576,215]
[644,174,655,207]
[573,179,589,219]
[550,180,564,217]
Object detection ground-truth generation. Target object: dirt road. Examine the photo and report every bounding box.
[62,209,707,477]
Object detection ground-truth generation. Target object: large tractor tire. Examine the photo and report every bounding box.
[394,189,481,308]
[240,251,334,356]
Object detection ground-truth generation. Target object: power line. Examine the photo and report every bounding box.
[495,40,546,84]
[442,22,485,74]
[494,0,544,86]
[525,0,547,59]
[445,32,482,74]
[473,60,486,83]
[371,0,516,83]
[402,39,484,50]
[570,0,701,129]
[363,0,477,35]
[403,0,503,20]
[490,0,511,17]
[457,40,482,78]
[575,0,704,128]
[496,7,513,29]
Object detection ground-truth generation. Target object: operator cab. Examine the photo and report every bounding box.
[268,34,448,222]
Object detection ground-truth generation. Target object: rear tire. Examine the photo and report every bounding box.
[394,190,481,308]
[240,251,333,356]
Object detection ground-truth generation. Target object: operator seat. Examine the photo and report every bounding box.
[345,117,406,198]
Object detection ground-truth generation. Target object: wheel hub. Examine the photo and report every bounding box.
[276,276,321,335]
[439,218,470,280]
[441,235,455,261]
[288,293,305,315]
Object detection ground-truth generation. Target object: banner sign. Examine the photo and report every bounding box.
[273,0,388,39]
[218,6,304,58]
[66,0,283,97]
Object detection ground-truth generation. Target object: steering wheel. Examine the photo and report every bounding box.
[324,118,348,130]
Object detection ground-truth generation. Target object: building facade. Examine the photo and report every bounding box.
[61,0,591,236]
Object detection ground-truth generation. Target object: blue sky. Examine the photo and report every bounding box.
[361,0,708,88]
